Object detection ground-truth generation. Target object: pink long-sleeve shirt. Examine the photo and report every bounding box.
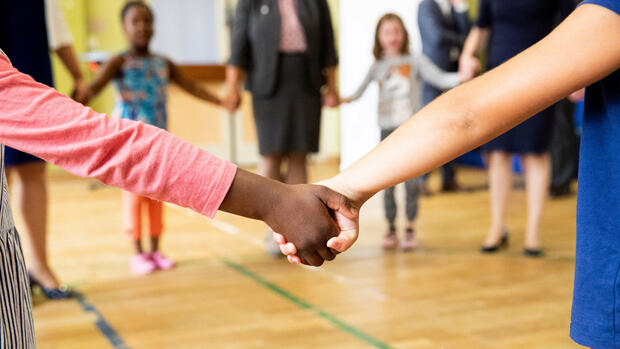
[0,53,237,218]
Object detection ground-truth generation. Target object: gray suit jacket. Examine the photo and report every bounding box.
[418,0,470,71]
[418,0,470,105]
[228,0,338,97]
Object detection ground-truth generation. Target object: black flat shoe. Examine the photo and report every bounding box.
[523,248,544,258]
[28,273,74,300]
[480,230,509,253]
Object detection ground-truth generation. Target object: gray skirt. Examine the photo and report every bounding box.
[251,54,322,156]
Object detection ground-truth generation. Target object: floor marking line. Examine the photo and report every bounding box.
[221,258,393,349]
[74,291,131,349]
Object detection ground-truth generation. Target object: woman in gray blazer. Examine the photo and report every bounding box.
[223,0,339,253]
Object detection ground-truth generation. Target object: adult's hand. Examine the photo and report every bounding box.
[458,54,481,82]
[322,87,340,108]
[222,86,242,113]
[71,78,91,105]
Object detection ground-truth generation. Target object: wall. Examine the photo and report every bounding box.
[338,0,476,170]
[52,0,342,166]
[338,0,422,169]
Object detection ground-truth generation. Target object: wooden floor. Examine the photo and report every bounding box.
[12,163,584,349]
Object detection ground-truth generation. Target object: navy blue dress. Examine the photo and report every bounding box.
[0,0,52,166]
[477,0,574,154]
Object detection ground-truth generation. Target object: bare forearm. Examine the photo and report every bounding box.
[180,80,221,105]
[332,5,620,204]
[225,65,245,90]
[219,168,284,220]
[461,27,488,58]
[325,66,337,90]
[54,45,83,81]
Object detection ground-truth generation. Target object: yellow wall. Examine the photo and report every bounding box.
[51,0,127,114]
[50,0,87,96]
[83,0,128,114]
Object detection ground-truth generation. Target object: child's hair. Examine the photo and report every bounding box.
[120,1,153,21]
[373,13,410,60]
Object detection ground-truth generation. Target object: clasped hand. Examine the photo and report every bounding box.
[265,181,360,267]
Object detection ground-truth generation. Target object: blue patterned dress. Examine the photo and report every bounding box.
[112,53,170,130]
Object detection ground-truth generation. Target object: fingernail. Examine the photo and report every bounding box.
[327,239,338,249]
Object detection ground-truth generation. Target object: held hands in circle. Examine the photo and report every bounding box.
[222,86,242,113]
[271,180,361,266]
[458,55,481,82]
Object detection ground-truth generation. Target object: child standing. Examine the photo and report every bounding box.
[81,1,223,274]
[342,13,463,251]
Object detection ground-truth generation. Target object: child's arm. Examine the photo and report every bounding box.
[0,54,353,267]
[81,55,125,104]
[167,59,222,106]
[278,3,620,257]
[341,64,376,103]
[414,54,462,90]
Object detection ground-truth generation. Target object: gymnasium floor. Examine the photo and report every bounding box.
[15,163,582,348]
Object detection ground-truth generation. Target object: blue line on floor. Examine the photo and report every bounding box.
[74,291,131,349]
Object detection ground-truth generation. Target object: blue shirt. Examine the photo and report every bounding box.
[570,1,620,348]
[112,53,169,130]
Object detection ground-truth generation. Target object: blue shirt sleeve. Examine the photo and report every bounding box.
[476,0,492,28]
[579,0,620,14]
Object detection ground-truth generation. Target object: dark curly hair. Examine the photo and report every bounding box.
[121,1,153,21]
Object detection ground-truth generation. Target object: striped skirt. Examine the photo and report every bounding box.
[0,227,35,348]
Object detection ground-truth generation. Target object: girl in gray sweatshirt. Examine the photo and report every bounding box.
[342,13,462,251]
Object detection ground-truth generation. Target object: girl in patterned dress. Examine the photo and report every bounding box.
[341,14,464,251]
[81,1,223,274]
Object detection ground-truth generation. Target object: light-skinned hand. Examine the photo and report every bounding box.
[322,88,340,108]
[222,86,242,113]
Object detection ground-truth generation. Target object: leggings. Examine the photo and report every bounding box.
[381,128,421,224]
[122,191,163,240]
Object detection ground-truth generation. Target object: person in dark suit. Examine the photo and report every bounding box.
[418,0,471,193]
[223,0,339,254]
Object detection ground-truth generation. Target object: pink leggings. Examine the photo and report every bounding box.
[122,191,163,240]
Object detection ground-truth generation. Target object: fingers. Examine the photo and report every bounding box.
[222,89,241,112]
[279,242,297,256]
[272,232,286,245]
[287,255,301,264]
[327,227,359,253]
[317,247,336,262]
[302,252,325,267]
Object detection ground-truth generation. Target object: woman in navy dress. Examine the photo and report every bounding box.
[0,0,87,297]
[459,0,574,255]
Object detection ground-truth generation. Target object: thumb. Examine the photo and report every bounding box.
[327,210,358,252]
[327,227,358,253]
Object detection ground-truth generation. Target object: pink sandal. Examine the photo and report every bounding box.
[130,253,157,275]
[151,252,175,270]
